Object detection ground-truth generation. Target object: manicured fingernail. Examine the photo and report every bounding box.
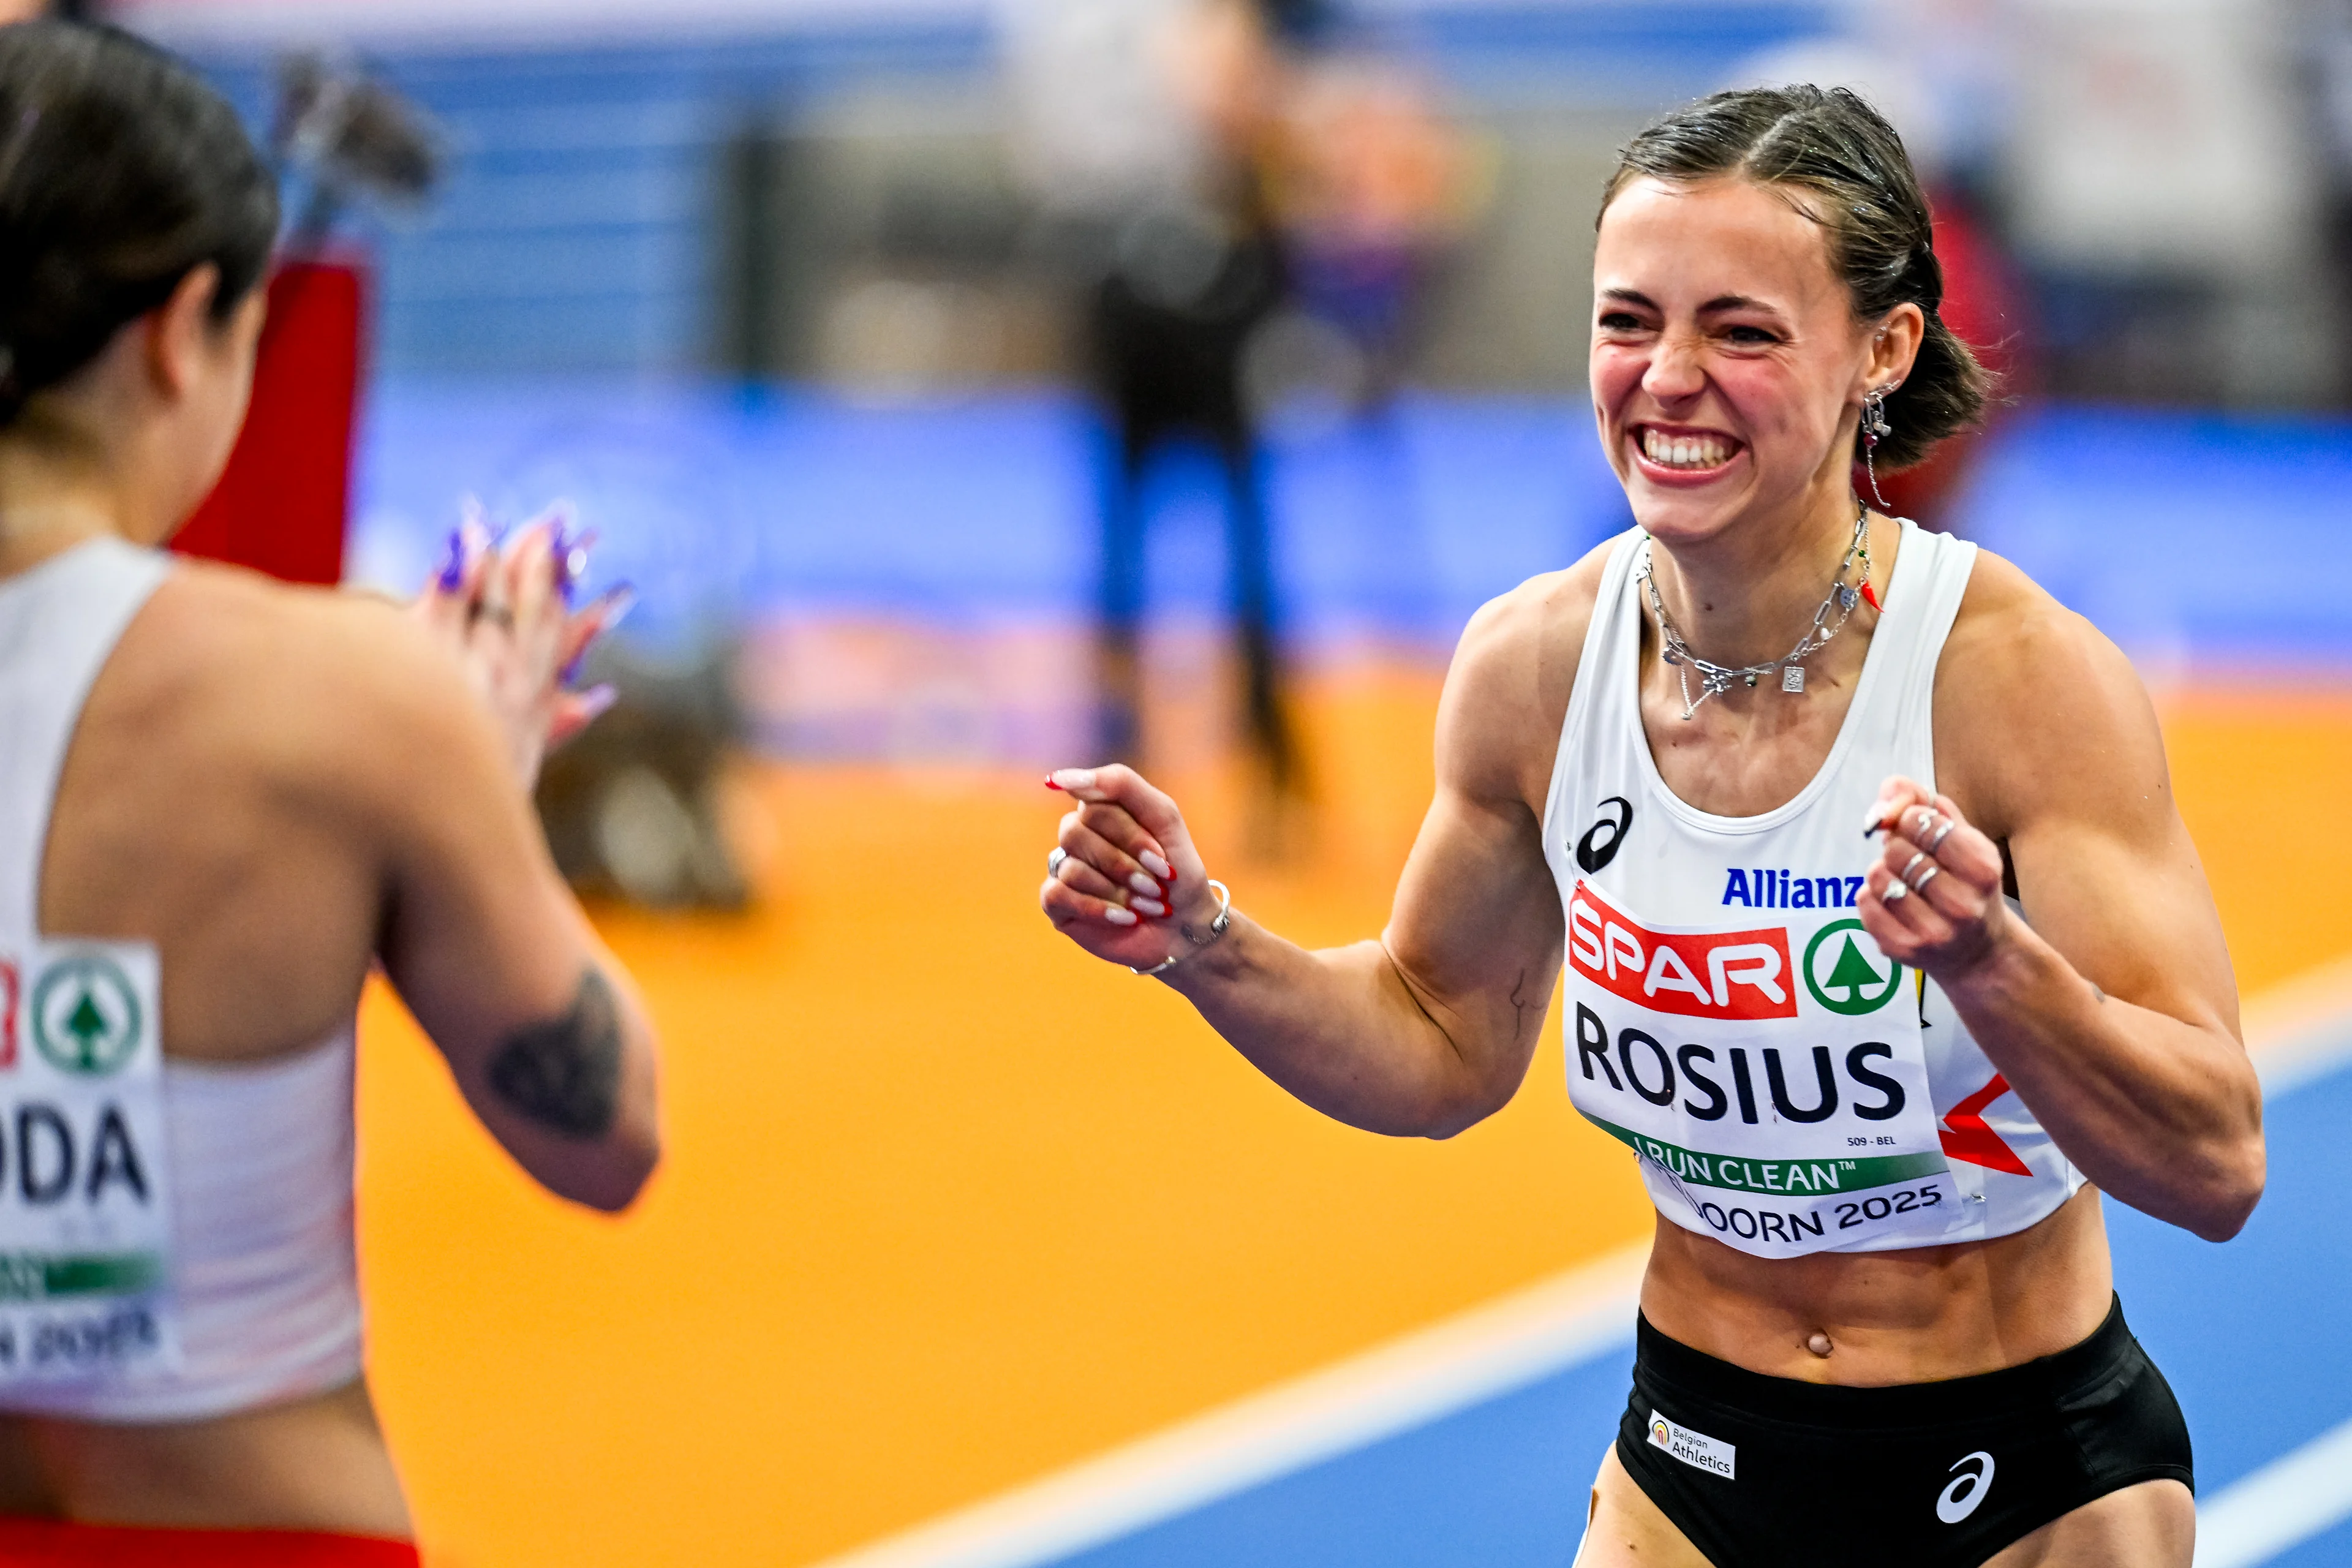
[597,584,636,633]
[1102,905,1138,926]
[435,529,464,592]
[1132,897,1167,918]
[1044,776,1064,791]
[1128,872,1159,897]
[1139,850,1171,881]
[1052,768,1098,791]
[1862,804,1891,837]
[578,684,618,720]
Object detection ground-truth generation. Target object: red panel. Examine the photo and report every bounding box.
[0,1517,417,1566]
[173,260,366,587]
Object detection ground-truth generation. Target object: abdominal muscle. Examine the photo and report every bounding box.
[1640,1184,2114,1384]
[0,1379,411,1536]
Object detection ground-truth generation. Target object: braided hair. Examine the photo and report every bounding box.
[0,21,277,428]
[1597,85,1989,472]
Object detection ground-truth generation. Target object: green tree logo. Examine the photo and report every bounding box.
[30,955,142,1076]
[1803,919,1904,1016]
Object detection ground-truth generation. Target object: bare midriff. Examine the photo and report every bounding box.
[0,1379,410,1535]
[1640,1185,2116,1386]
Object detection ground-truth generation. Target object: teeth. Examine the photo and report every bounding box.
[1642,429,1733,470]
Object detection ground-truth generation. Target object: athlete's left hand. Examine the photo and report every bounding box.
[1857,775,2011,984]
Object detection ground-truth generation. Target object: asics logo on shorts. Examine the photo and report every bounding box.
[1936,1450,1996,1523]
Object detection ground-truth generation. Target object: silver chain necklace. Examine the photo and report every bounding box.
[1637,505,1874,720]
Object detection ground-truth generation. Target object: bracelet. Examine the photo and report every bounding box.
[1131,880,1232,978]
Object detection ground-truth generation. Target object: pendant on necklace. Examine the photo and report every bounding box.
[1782,665,1806,693]
[1743,672,1758,688]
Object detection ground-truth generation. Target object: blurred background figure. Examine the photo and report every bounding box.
[1001,0,1471,836]
[1003,0,1302,820]
[1254,26,1472,417]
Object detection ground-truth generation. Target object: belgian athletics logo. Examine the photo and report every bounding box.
[1803,919,1904,1016]
[29,954,142,1076]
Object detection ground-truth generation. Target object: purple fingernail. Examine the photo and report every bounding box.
[579,684,619,720]
[435,529,464,592]
[599,584,636,634]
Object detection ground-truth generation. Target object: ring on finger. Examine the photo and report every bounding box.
[1901,850,1931,883]
[1925,816,1957,854]
[475,601,515,630]
[1047,847,1068,877]
[1907,862,1940,893]
[1883,877,1909,902]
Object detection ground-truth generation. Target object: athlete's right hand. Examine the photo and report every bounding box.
[414,505,628,787]
[1039,765,1219,973]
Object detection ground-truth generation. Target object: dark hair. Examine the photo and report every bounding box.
[0,20,278,427]
[1599,85,1987,471]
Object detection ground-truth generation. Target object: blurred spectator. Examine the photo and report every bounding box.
[1001,0,1302,815]
[1256,47,1471,414]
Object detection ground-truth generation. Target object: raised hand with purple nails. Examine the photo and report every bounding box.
[412,501,633,787]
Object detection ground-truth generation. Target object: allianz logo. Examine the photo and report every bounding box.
[1723,868,1866,910]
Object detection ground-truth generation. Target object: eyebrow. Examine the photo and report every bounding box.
[1597,287,1786,317]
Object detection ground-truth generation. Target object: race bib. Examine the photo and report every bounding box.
[0,941,178,1384]
[1562,879,1958,1257]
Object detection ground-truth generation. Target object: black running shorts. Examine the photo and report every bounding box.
[1611,1295,2193,1567]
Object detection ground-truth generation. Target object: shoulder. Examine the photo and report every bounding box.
[1934,543,2166,839]
[1439,533,1621,809]
[130,562,495,809]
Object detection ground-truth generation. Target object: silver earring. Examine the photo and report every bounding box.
[1860,388,1893,509]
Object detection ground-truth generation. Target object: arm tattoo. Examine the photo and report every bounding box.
[488,970,622,1139]
[1509,970,1531,1043]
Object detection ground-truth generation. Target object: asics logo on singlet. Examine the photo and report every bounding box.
[1568,882,1798,1022]
[1936,1451,1996,1524]
[1575,798,1633,875]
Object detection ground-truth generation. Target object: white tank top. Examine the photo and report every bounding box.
[0,537,363,1420]
[1540,520,2085,1258]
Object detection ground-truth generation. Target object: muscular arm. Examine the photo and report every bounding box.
[1044,564,1595,1137]
[1870,559,2261,1241]
[349,609,661,1212]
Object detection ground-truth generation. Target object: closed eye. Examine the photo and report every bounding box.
[1724,325,1781,345]
[1597,311,1646,331]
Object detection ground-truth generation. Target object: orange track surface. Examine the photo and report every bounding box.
[353,676,2351,1568]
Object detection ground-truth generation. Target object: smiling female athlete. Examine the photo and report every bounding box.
[1039,86,2261,1567]
[0,20,658,1563]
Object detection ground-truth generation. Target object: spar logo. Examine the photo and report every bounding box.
[1802,919,1905,1016]
[29,955,141,1077]
[1567,881,1796,1022]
